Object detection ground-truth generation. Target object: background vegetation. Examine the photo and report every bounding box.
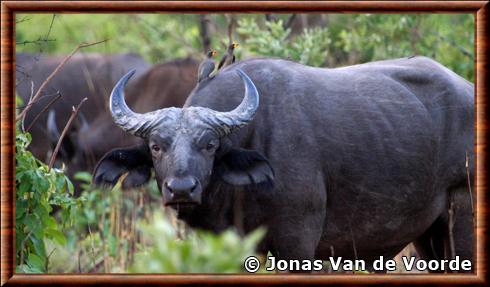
[17,14,474,80]
[15,13,474,273]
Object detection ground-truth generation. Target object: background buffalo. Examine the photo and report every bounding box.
[16,52,150,162]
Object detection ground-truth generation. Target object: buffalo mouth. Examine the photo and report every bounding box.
[165,201,198,207]
[164,201,198,213]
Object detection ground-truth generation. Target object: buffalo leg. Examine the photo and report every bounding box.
[268,213,324,272]
[446,186,474,270]
[413,217,447,273]
[414,185,474,273]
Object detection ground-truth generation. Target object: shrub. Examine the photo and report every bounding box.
[237,18,331,67]
[131,211,265,273]
[15,127,80,273]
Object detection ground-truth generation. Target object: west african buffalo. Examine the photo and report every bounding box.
[94,56,474,272]
[16,52,150,162]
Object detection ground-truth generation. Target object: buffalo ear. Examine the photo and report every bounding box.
[93,144,153,189]
[217,148,274,187]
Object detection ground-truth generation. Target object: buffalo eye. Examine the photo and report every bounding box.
[151,144,161,153]
[205,139,219,153]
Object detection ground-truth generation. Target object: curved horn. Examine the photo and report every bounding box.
[111,69,258,139]
[204,69,260,136]
[110,69,168,137]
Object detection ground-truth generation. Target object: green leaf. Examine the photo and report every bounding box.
[46,229,67,245]
[27,253,45,273]
[31,235,46,259]
[74,171,92,183]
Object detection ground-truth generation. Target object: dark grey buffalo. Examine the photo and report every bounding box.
[94,56,474,271]
[16,52,150,163]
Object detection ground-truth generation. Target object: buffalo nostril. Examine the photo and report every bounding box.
[165,177,198,196]
[189,179,198,193]
[164,181,174,194]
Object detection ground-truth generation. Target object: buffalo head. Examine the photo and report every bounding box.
[94,69,274,212]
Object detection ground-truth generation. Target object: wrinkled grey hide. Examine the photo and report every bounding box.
[95,56,474,272]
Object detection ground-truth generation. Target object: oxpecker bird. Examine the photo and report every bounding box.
[217,43,239,70]
[198,50,217,82]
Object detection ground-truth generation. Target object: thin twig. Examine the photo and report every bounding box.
[87,224,97,272]
[465,151,474,217]
[77,250,82,273]
[20,81,35,133]
[16,92,60,110]
[16,40,106,122]
[44,14,56,43]
[48,97,88,170]
[16,16,31,24]
[19,230,33,266]
[37,14,56,55]
[87,258,105,273]
[45,247,57,273]
[448,191,456,263]
[16,38,56,46]
[25,91,62,132]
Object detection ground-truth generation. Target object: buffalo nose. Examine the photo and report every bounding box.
[165,177,197,197]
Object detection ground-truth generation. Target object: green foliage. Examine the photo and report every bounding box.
[15,14,206,63]
[16,14,474,81]
[42,173,265,273]
[46,173,146,272]
[236,14,473,81]
[327,14,474,81]
[15,12,474,273]
[15,127,80,273]
[130,211,265,273]
[237,18,331,67]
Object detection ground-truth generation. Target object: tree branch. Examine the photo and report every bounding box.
[227,15,236,45]
[226,14,236,46]
[25,91,62,133]
[15,16,31,24]
[199,15,211,54]
[16,38,56,46]
[16,91,60,110]
[48,97,88,171]
[283,14,297,30]
[465,151,474,222]
[448,191,456,263]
